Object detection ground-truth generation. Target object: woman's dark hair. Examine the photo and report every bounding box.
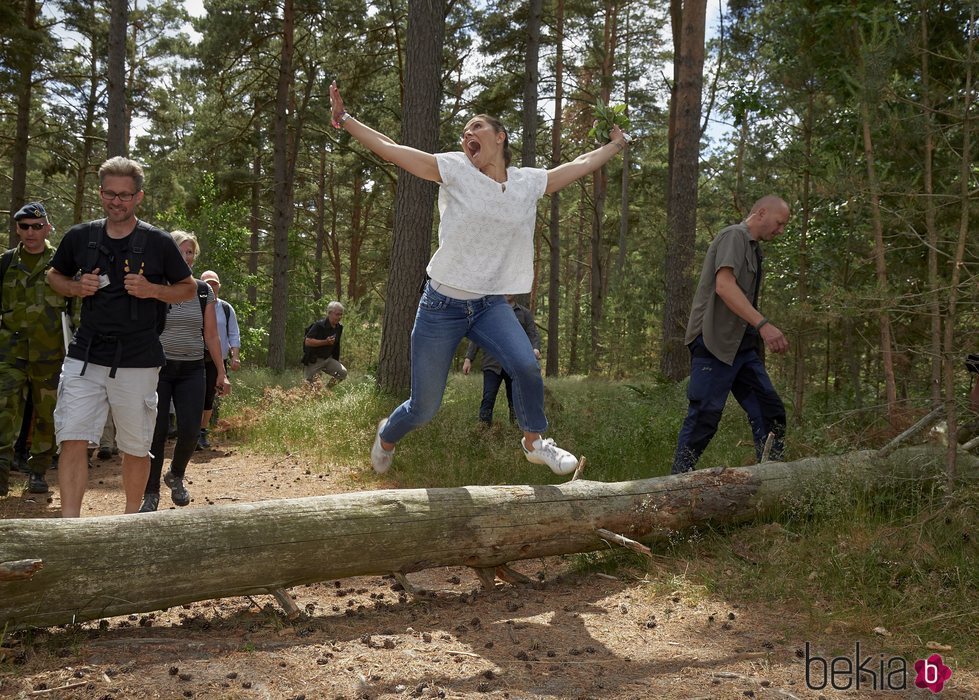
[471,114,511,167]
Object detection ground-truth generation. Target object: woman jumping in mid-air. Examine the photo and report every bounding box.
[330,80,629,476]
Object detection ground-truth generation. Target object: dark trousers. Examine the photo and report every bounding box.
[15,389,32,458]
[146,359,205,494]
[671,336,786,474]
[479,369,515,424]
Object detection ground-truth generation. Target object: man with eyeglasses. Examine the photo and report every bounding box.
[0,202,66,497]
[47,157,197,517]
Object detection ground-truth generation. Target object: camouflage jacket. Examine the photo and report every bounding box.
[0,240,66,364]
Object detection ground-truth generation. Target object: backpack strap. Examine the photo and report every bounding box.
[221,299,231,326]
[126,225,148,322]
[196,279,210,316]
[0,248,15,310]
[85,220,109,273]
[81,221,111,315]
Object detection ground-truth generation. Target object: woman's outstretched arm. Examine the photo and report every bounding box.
[331,81,442,183]
[544,123,629,194]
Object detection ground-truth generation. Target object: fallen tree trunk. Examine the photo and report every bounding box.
[1,447,974,630]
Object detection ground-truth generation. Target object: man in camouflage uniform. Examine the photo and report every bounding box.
[0,202,66,496]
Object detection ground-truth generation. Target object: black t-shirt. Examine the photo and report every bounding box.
[304,320,342,364]
[50,219,193,368]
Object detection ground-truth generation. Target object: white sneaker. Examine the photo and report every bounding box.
[522,437,578,475]
[371,419,395,474]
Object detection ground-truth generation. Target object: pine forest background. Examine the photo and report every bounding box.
[1,0,976,445]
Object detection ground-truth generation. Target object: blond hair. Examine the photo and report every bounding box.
[170,229,200,256]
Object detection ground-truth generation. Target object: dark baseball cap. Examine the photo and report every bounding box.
[13,202,47,220]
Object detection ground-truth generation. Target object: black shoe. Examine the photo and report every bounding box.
[164,470,191,506]
[197,429,211,450]
[139,492,160,513]
[28,472,49,494]
[97,446,113,460]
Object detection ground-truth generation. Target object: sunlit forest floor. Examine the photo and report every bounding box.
[1,370,977,698]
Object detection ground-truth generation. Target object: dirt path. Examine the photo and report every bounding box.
[1,440,975,699]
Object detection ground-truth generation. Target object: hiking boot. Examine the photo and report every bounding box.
[371,419,395,474]
[164,470,191,506]
[139,492,160,513]
[27,472,49,494]
[521,437,578,476]
[197,428,211,451]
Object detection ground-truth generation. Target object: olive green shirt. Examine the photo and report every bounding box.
[0,240,66,364]
[684,223,760,365]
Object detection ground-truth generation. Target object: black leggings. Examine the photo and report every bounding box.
[146,359,205,494]
[203,357,218,411]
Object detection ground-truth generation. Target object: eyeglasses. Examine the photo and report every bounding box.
[17,222,46,230]
[100,189,139,202]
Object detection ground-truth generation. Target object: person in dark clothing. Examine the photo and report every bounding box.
[47,157,196,517]
[302,301,347,387]
[462,295,541,426]
[671,195,791,474]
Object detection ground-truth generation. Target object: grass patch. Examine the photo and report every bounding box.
[221,370,766,484]
[636,475,979,664]
[219,367,979,668]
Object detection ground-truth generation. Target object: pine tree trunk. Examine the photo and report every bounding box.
[546,0,565,377]
[267,0,296,371]
[942,10,974,480]
[247,131,261,328]
[860,107,898,428]
[920,6,942,406]
[377,0,446,393]
[73,36,100,226]
[660,0,707,382]
[791,91,814,426]
[347,171,366,302]
[328,163,341,301]
[8,0,38,246]
[588,0,619,373]
[314,146,327,302]
[106,0,128,157]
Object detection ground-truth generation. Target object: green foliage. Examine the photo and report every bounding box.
[588,102,631,143]
[223,369,788,486]
[1,0,974,430]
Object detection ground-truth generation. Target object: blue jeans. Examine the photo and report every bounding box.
[480,369,515,424]
[671,335,785,474]
[381,283,547,444]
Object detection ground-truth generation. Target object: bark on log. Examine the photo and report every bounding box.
[0,447,974,631]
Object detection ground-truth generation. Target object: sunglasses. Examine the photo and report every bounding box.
[17,222,46,230]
